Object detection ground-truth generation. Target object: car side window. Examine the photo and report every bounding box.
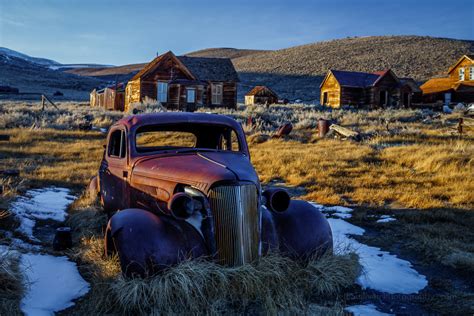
[219,129,240,151]
[108,129,126,158]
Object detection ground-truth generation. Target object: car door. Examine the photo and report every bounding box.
[99,127,128,212]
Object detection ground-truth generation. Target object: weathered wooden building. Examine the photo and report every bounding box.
[90,83,125,111]
[245,86,278,105]
[320,69,417,108]
[125,51,239,112]
[421,55,474,104]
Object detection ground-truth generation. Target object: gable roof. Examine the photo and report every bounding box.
[399,77,422,92]
[245,85,278,97]
[130,51,195,81]
[177,56,239,82]
[130,51,239,82]
[330,70,380,88]
[447,54,474,75]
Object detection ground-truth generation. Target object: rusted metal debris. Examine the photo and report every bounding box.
[318,119,330,137]
[275,122,293,137]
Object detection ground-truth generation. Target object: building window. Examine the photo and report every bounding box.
[459,68,465,81]
[470,66,474,80]
[211,83,223,105]
[157,82,168,103]
[186,88,196,103]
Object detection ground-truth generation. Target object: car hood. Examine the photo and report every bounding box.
[132,151,259,193]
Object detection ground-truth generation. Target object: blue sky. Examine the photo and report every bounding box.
[0,0,472,65]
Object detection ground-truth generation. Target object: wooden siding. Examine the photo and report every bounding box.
[320,72,341,107]
[125,52,237,111]
[448,56,474,81]
[125,79,141,112]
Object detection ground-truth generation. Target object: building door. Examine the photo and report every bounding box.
[403,93,410,107]
[323,92,328,105]
[379,90,388,106]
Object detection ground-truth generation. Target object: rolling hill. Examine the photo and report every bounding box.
[0,50,106,100]
[2,36,473,101]
[66,36,474,101]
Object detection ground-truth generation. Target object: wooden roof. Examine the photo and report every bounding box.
[329,70,380,88]
[177,56,239,82]
[420,77,474,94]
[130,51,239,82]
[245,85,278,97]
[447,54,474,75]
[321,69,401,89]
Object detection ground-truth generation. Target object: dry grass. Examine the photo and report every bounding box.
[1,101,473,314]
[0,248,23,315]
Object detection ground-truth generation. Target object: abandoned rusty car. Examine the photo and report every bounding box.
[90,112,332,276]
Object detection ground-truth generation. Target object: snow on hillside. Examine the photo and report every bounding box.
[0,47,60,67]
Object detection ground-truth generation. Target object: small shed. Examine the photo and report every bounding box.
[90,83,125,111]
[245,86,278,105]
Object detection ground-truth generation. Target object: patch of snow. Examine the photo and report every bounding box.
[376,215,396,223]
[345,304,393,316]
[313,202,427,294]
[20,253,89,316]
[10,187,75,240]
[310,202,353,219]
[328,217,427,294]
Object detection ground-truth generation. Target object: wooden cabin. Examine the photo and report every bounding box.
[90,83,125,111]
[245,86,278,105]
[421,55,474,104]
[320,69,417,108]
[125,51,239,112]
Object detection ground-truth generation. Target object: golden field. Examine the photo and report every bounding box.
[0,101,473,314]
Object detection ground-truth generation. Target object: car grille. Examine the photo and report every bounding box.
[208,184,259,266]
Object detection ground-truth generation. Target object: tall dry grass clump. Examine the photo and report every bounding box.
[78,251,358,315]
[0,248,23,315]
[66,194,359,315]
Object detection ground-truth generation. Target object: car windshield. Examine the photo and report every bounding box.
[135,123,241,154]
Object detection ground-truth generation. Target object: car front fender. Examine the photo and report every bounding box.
[108,208,208,277]
[261,200,333,259]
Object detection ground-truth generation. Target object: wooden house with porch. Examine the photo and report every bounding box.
[245,86,278,105]
[125,51,239,112]
[320,69,417,108]
[421,55,474,104]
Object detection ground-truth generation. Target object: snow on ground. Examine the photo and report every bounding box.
[5,187,90,315]
[345,304,393,316]
[376,215,396,223]
[10,187,75,240]
[312,202,427,294]
[20,253,89,316]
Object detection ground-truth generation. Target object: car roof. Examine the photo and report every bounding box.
[116,112,243,131]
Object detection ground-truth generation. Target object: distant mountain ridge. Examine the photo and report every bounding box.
[0,47,60,67]
[0,47,113,69]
